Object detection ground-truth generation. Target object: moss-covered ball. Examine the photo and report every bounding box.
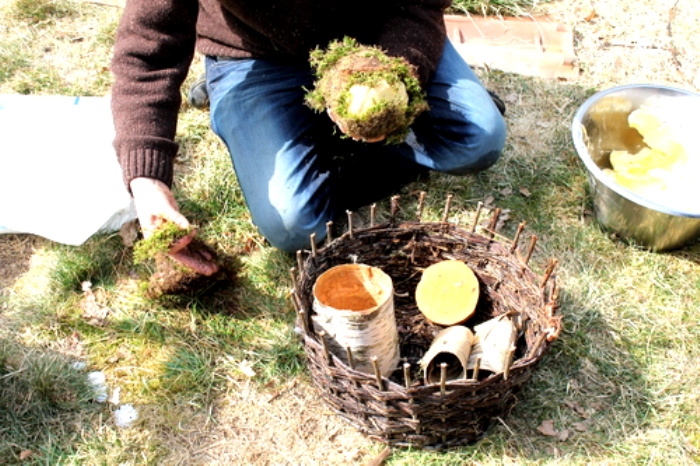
[305,37,428,144]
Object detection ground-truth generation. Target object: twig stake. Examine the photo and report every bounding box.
[296,250,304,273]
[510,221,526,253]
[471,201,483,232]
[390,195,400,220]
[441,194,454,223]
[326,221,333,245]
[524,235,537,266]
[372,356,384,391]
[346,210,354,238]
[310,232,317,257]
[417,191,426,220]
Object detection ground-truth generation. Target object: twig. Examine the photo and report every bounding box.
[364,447,392,466]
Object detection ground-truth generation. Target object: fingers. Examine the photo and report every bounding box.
[170,245,220,276]
[168,230,197,254]
[327,109,386,143]
[130,177,190,238]
[129,178,219,276]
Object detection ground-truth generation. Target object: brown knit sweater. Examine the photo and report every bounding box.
[111,0,451,189]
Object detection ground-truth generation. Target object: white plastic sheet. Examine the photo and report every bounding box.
[0,94,136,245]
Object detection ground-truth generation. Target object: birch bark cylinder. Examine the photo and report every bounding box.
[312,264,399,376]
[467,315,517,374]
[420,325,474,384]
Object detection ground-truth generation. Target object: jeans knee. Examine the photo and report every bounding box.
[443,113,506,174]
[254,203,329,253]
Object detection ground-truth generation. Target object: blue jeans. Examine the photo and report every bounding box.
[206,40,506,252]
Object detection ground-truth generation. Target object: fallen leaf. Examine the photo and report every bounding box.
[107,346,134,364]
[483,195,496,210]
[499,187,513,197]
[80,281,110,326]
[572,421,589,432]
[564,400,588,417]
[537,419,558,437]
[19,450,32,460]
[583,9,597,22]
[519,187,532,198]
[589,401,606,411]
[557,428,570,441]
[496,209,511,231]
[119,220,139,247]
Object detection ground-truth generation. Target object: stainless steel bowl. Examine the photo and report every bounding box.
[571,84,700,251]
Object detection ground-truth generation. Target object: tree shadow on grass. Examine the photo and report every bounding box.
[0,337,107,465]
[478,290,654,461]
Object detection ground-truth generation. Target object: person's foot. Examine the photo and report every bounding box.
[187,76,209,109]
[487,89,506,116]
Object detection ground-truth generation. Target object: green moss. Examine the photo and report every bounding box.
[305,37,428,144]
[133,222,193,264]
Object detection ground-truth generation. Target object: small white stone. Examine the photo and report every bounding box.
[114,404,138,428]
[87,371,108,403]
[71,361,87,371]
[108,386,121,405]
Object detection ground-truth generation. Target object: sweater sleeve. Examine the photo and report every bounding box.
[110,0,199,189]
[372,0,451,85]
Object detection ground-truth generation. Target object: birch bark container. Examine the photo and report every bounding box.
[311,263,399,376]
[420,325,474,384]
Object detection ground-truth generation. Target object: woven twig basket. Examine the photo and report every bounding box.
[291,196,562,449]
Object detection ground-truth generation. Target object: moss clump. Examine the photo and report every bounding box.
[305,37,428,144]
[145,239,234,299]
[132,222,193,265]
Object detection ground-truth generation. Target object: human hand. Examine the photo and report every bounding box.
[327,109,386,143]
[129,178,219,276]
[305,38,427,145]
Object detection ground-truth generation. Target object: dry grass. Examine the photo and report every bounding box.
[1,0,699,465]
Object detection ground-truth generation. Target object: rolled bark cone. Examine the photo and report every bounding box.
[415,260,480,326]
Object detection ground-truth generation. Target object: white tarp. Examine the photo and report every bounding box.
[0,94,136,246]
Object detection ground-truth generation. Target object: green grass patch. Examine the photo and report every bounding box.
[4,0,78,25]
[450,0,552,15]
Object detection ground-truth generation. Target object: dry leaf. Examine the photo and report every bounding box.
[572,421,589,432]
[19,450,32,460]
[589,401,606,411]
[107,346,134,364]
[500,187,513,197]
[564,400,588,417]
[496,209,511,231]
[483,195,496,210]
[557,428,570,441]
[519,187,532,198]
[119,220,139,247]
[537,419,558,437]
[80,281,110,326]
[583,9,597,22]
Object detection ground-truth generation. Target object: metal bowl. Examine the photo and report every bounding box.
[571,84,700,251]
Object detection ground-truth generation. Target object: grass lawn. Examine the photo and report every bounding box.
[1,0,699,464]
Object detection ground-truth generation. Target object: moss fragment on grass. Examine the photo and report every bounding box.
[133,222,193,265]
[305,37,428,144]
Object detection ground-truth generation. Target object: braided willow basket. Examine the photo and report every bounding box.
[292,198,562,449]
